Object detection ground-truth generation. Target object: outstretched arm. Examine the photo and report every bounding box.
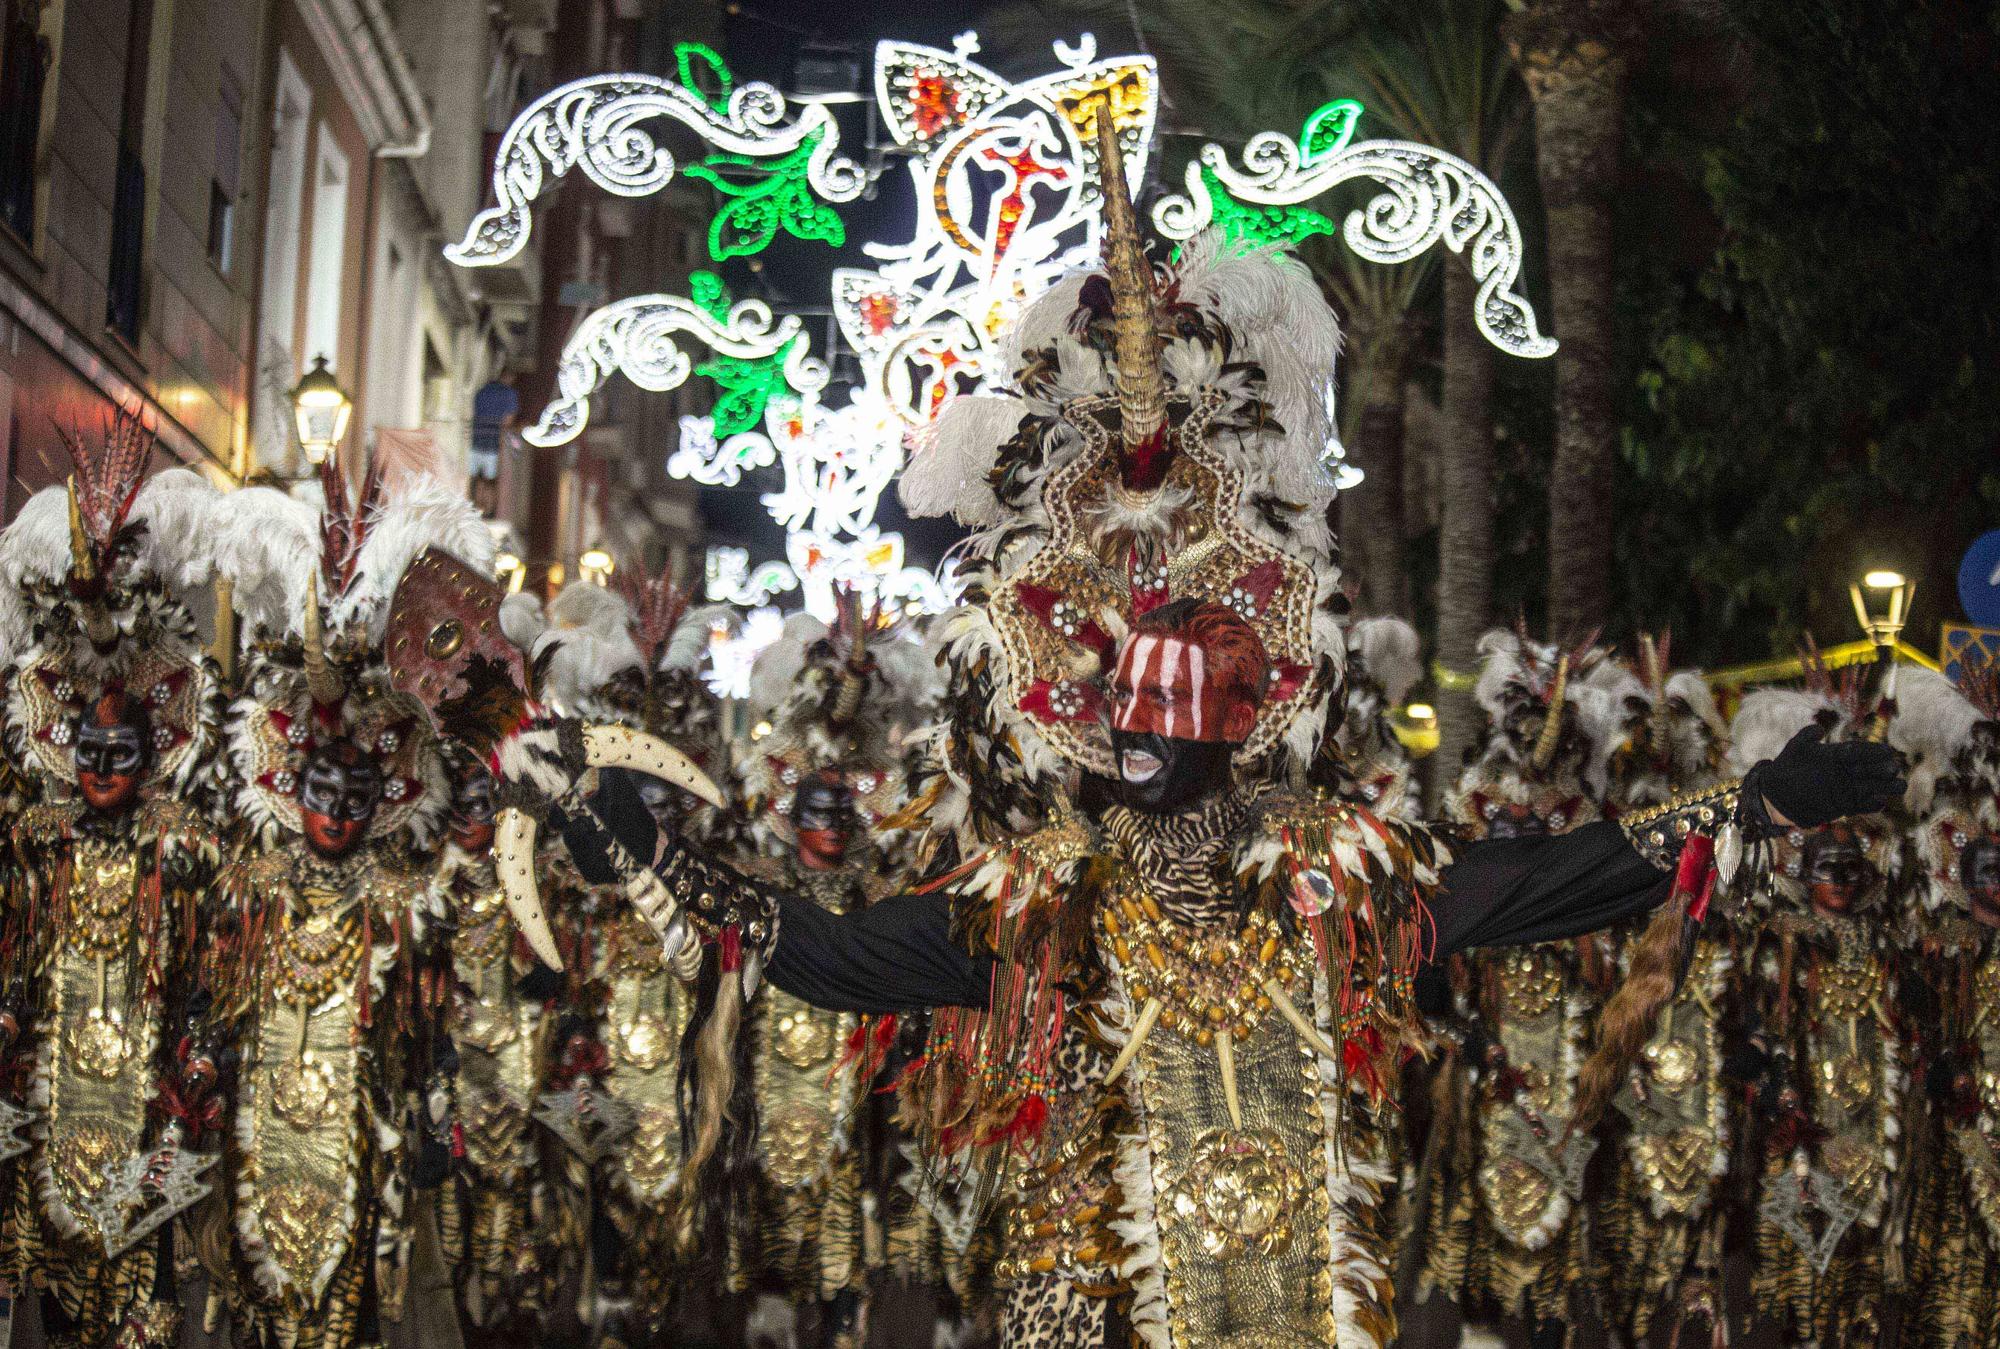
[560,767,988,1014]
[1428,725,1904,957]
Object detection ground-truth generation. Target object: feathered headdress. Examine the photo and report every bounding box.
[900,103,1348,842]
[0,414,224,796]
[220,451,490,849]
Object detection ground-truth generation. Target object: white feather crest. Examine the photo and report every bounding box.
[331,473,494,641]
[532,582,641,712]
[1473,628,1532,718]
[0,488,72,660]
[903,394,1018,525]
[1727,687,1838,773]
[212,486,321,639]
[1665,669,1726,738]
[663,603,736,673]
[747,614,828,716]
[131,468,225,590]
[498,590,546,650]
[1347,616,1422,707]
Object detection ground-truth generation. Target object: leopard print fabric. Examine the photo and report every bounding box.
[1003,1274,1107,1347]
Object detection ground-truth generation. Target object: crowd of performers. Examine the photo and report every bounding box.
[0,119,1989,1349]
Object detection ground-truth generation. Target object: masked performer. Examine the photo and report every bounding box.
[1724,684,1905,1348]
[431,748,556,1340]
[0,422,225,1348]
[1583,638,1739,1344]
[1412,629,1619,1344]
[1894,663,2000,1346]
[726,598,926,1349]
[473,120,1900,1349]
[209,462,484,1348]
[1335,617,1425,818]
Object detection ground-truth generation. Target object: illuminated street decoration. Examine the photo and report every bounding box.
[705,605,785,699]
[835,33,1160,434]
[445,54,865,269]
[705,545,798,607]
[455,33,1554,632]
[1153,99,1557,358]
[669,415,777,487]
[524,292,820,446]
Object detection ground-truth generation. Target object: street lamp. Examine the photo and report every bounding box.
[289,357,352,467]
[1850,569,1913,740]
[578,548,614,585]
[1850,570,1912,650]
[495,552,526,594]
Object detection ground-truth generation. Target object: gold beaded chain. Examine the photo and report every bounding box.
[1097,881,1305,1047]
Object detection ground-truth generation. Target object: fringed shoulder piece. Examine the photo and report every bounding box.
[135,794,219,860]
[907,811,1101,1197]
[1238,794,1448,1095]
[13,801,83,849]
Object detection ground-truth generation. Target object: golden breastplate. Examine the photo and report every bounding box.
[753,985,854,1191]
[1956,954,2000,1243]
[240,895,370,1302]
[1621,940,1729,1219]
[1804,951,1895,1228]
[1098,889,1391,1349]
[40,843,161,1244]
[604,958,692,1202]
[453,905,543,1186]
[1477,945,1591,1248]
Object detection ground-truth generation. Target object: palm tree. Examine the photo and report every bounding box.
[1502,0,1642,636]
[1291,0,1531,787]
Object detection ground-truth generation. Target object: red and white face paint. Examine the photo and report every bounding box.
[1111,632,1248,744]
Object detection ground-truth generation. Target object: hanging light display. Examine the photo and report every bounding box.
[450,30,1552,650]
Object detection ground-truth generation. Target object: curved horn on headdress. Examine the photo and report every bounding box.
[1639,634,1672,752]
[833,592,868,723]
[66,476,119,646]
[301,584,345,710]
[1092,99,1167,493]
[1532,652,1571,773]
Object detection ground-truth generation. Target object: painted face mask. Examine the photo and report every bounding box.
[1964,836,2000,928]
[449,764,496,854]
[1803,824,1874,916]
[1106,600,1267,814]
[298,740,385,858]
[791,771,855,870]
[74,691,150,814]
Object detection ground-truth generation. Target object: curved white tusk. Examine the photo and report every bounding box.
[1104,997,1164,1087]
[581,725,724,809]
[1262,978,1341,1064]
[1214,1028,1244,1130]
[495,806,562,970]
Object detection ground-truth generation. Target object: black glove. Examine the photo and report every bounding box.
[1751,724,1904,829]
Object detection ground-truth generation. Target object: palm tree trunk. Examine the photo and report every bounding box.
[1339,316,1416,617]
[1508,0,1635,638]
[1434,261,1497,800]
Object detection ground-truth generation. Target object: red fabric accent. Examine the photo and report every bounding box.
[450,1120,468,1161]
[1018,678,1105,725]
[974,1092,1049,1152]
[1014,584,1114,660]
[1229,559,1286,610]
[1128,545,1169,616]
[1674,833,1717,922]
[1119,426,1169,493]
[720,924,743,973]
[1266,661,1311,703]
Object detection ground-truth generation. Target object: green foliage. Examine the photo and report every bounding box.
[685,270,794,437]
[1614,0,2000,664]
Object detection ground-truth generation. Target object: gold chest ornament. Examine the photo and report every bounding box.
[453,888,544,1183]
[1476,946,1593,1249]
[602,914,693,1201]
[240,881,371,1301]
[41,839,163,1244]
[1953,953,2000,1245]
[1096,885,1394,1349]
[1618,940,1730,1220]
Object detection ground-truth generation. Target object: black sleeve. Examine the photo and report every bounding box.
[559,768,991,1015]
[1428,820,1672,958]
[764,891,993,1015]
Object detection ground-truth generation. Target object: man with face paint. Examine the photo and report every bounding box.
[508,150,1904,1346]
[431,757,554,1338]
[0,420,228,1349]
[1713,690,1908,1349]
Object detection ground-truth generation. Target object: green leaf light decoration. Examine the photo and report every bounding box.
[1200,101,1362,249]
[1299,98,1362,163]
[689,269,732,323]
[686,130,848,261]
[674,42,734,112]
[697,339,799,437]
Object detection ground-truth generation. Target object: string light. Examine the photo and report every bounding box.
[705,545,798,608]
[668,415,777,487]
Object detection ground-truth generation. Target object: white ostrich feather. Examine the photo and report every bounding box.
[498,590,546,650]
[1665,669,1726,738]
[331,474,494,640]
[663,603,736,673]
[1727,688,1839,773]
[903,394,1019,525]
[1891,666,1986,812]
[532,582,642,713]
[747,614,828,717]
[211,486,321,639]
[1347,616,1422,707]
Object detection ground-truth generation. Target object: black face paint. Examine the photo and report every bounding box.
[300,754,386,822]
[1803,829,1871,914]
[1965,837,2000,927]
[75,721,147,779]
[1108,728,1233,815]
